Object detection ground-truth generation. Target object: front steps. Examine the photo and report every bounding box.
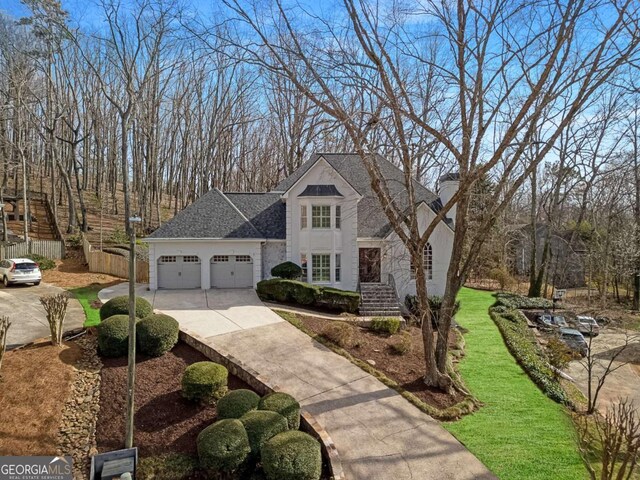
[359,282,402,317]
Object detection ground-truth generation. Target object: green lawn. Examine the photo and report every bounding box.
[70,285,102,327]
[445,288,586,480]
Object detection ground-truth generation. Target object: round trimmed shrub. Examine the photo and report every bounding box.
[197,419,251,472]
[270,261,303,279]
[100,295,153,321]
[261,430,321,480]
[218,389,261,420]
[182,362,228,403]
[97,315,130,357]
[258,392,301,430]
[239,410,288,456]
[137,313,179,357]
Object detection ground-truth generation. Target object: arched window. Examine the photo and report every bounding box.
[410,243,433,280]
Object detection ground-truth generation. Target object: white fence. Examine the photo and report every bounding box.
[82,234,149,282]
[0,240,65,260]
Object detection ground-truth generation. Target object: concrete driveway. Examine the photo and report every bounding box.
[98,283,283,337]
[0,283,85,348]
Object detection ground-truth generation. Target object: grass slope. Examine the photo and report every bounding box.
[445,288,586,480]
[71,285,102,327]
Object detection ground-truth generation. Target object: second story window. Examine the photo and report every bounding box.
[301,205,307,229]
[312,205,331,228]
[335,205,341,229]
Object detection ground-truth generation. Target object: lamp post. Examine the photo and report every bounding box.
[125,216,142,449]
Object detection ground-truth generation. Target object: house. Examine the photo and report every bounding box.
[145,153,457,301]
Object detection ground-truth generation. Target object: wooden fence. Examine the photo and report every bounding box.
[82,234,149,283]
[0,239,65,260]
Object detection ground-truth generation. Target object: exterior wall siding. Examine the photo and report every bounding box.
[261,241,287,279]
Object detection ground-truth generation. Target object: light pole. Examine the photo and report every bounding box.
[125,216,142,449]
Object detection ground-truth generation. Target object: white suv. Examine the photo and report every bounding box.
[0,258,42,287]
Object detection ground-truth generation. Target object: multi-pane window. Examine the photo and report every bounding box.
[335,205,341,229]
[236,255,252,262]
[410,243,433,280]
[160,256,176,263]
[300,253,308,280]
[312,254,331,282]
[212,255,229,262]
[312,205,331,228]
[301,205,307,229]
[335,253,341,282]
[183,255,200,263]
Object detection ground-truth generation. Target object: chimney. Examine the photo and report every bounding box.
[438,172,460,225]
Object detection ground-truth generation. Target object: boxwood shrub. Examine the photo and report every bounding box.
[490,307,569,405]
[261,430,322,480]
[218,389,261,420]
[137,313,179,357]
[197,419,251,472]
[369,317,401,335]
[271,262,303,279]
[258,392,301,430]
[182,362,228,403]
[256,279,359,313]
[25,253,55,271]
[97,315,131,357]
[99,295,153,321]
[240,410,288,457]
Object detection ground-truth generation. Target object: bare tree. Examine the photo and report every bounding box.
[40,292,69,346]
[0,315,11,374]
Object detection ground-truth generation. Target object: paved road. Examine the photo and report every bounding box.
[0,283,85,348]
[98,283,283,336]
[566,329,640,413]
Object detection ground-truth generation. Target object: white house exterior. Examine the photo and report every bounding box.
[145,153,457,301]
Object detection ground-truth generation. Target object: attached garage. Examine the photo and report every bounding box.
[210,255,253,288]
[157,255,202,289]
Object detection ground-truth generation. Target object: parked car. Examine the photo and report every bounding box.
[550,315,568,328]
[534,313,556,330]
[0,258,42,287]
[575,315,600,337]
[559,328,588,356]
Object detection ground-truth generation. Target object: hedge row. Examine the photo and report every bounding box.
[494,292,553,310]
[257,279,360,314]
[489,307,569,405]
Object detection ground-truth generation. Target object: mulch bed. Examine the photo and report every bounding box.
[295,315,465,409]
[96,342,252,457]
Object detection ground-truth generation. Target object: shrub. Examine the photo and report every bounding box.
[271,262,303,279]
[369,317,401,335]
[390,331,412,355]
[240,410,288,456]
[197,419,251,472]
[137,313,179,357]
[256,279,360,313]
[97,315,131,357]
[490,307,569,405]
[258,392,301,430]
[315,287,360,313]
[322,321,354,349]
[25,254,55,271]
[182,362,228,403]
[489,266,515,291]
[261,430,322,480]
[218,389,261,419]
[495,292,552,310]
[546,337,579,375]
[99,295,153,321]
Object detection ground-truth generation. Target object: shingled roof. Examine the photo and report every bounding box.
[276,153,445,237]
[148,189,284,240]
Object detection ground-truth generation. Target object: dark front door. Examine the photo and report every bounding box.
[359,248,381,283]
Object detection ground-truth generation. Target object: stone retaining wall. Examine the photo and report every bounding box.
[179,329,345,480]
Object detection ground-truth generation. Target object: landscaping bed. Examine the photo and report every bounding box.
[96,341,252,457]
[283,313,465,410]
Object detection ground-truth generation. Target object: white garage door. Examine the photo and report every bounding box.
[210,255,253,288]
[157,255,201,289]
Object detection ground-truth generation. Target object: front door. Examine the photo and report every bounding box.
[359,248,381,283]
